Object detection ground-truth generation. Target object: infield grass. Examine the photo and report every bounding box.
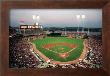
[50,45,72,53]
[32,37,84,62]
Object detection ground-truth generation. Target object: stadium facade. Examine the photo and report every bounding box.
[19,23,44,36]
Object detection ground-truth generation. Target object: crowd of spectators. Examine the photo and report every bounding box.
[9,35,40,68]
[87,36,103,68]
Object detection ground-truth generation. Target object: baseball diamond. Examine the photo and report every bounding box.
[32,37,85,63]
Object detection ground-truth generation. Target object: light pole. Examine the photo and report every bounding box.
[76,15,81,33]
[81,15,86,33]
[88,28,90,35]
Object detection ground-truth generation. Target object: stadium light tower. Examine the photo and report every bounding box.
[32,15,40,25]
[65,26,67,36]
[76,15,81,33]
[32,15,40,20]
[81,15,86,33]
[88,28,90,35]
[76,15,81,19]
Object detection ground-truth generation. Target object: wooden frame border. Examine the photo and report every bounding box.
[0,1,109,76]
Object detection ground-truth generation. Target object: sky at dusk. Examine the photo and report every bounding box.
[10,9,102,28]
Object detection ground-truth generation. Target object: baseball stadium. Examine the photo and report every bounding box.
[9,9,102,68]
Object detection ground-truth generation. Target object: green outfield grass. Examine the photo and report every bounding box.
[32,37,84,62]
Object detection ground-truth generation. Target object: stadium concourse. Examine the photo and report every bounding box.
[9,26,103,68]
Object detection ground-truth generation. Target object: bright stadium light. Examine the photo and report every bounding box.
[76,15,81,19]
[32,15,40,20]
[32,15,36,20]
[37,15,40,20]
[76,15,86,34]
[82,15,86,19]
[76,15,86,19]
[33,15,40,25]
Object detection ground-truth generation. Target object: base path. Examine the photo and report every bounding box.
[30,39,89,64]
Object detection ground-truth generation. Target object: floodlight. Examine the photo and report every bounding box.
[32,15,40,20]
[37,15,40,20]
[32,15,36,20]
[82,15,86,19]
[76,15,81,19]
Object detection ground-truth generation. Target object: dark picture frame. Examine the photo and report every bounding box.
[1,0,110,76]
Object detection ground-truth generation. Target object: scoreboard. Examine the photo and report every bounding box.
[19,25,43,36]
[20,25,42,29]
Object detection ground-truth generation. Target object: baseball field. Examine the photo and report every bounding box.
[32,37,84,62]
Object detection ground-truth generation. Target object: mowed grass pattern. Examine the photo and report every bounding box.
[32,37,84,62]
